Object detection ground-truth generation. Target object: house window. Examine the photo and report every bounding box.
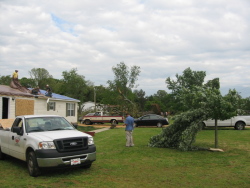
[47,102,56,111]
[66,103,75,116]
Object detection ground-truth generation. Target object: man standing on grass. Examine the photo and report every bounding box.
[123,113,134,147]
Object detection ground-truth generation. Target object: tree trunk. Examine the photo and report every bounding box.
[215,119,218,148]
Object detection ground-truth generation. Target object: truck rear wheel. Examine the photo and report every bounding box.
[234,122,245,130]
[27,151,41,177]
[0,147,6,160]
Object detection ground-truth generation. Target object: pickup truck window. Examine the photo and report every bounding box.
[25,117,75,133]
[11,118,24,134]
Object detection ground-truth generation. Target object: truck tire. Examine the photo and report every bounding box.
[111,120,117,125]
[27,151,41,177]
[0,147,6,160]
[85,119,91,125]
[234,122,245,130]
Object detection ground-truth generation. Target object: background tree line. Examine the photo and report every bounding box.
[1,65,250,117]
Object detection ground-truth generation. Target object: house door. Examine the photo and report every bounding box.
[2,97,9,119]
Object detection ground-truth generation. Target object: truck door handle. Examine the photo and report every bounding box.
[12,136,14,140]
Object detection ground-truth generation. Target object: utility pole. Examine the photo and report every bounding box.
[94,87,96,112]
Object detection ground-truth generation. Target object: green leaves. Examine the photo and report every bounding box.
[149,68,241,151]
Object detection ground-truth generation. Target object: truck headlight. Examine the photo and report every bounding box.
[38,141,56,149]
[88,137,94,145]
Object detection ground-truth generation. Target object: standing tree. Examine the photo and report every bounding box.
[166,67,206,113]
[29,68,53,88]
[19,77,36,88]
[107,62,140,115]
[60,68,89,115]
[133,89,146,112]
[0,75,11,85]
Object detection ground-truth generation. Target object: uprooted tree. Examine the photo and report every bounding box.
[148,68,239,151]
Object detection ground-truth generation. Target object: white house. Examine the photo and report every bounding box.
[0,85,80,127]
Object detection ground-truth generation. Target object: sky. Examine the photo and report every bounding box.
[1,0,250,97]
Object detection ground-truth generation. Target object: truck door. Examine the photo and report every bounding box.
[94,112,103,123]
[217,118,233,127]
[8,118,26,160]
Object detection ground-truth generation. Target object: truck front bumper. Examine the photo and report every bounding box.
[35,145,96,168]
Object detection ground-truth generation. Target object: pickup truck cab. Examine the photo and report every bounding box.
[82,111,124,125]
[203,115,250,130]
[0,115,96,177]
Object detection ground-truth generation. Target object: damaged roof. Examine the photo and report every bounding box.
[0,85,80,102]
[0,85,33,97]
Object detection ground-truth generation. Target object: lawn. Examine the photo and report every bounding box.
[0,127,249,188]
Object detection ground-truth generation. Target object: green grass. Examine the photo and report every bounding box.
[76,126,97,132]
[0,127,250,188]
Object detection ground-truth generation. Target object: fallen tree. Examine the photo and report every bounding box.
[148,109,208,151]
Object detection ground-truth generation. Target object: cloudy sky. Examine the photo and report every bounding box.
[1,0,250,97]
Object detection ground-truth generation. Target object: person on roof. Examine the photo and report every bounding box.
[31,86,41,95]
[10,70,30,93]
[45,84,52,97]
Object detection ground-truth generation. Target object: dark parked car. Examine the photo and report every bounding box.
[134,114,169,127]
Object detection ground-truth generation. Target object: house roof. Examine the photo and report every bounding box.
[0,85,80,102]
[0,85,33,97]
[39,89,80,102]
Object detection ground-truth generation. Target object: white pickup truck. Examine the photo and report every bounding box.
[203,115,250,130]
[0,115,96,177]
[82,111,124,125]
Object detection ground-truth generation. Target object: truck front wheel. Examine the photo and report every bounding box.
[27,151,41,177]
[0,147,6,160]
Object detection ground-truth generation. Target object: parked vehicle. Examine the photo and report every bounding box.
[0,115,96,177]
[134,114,169,127]
[82,111,124,125]
[202,115,250,130]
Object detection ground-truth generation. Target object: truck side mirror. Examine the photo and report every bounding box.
[12,127,23,135]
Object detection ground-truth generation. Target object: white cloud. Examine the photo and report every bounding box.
[0,0,250,97]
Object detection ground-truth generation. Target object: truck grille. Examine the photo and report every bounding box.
[54,137,88,152]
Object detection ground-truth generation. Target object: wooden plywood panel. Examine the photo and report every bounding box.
[15,99,34,116]
[0,119,15,128]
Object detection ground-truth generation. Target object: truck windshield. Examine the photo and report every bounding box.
[25,117,75,133]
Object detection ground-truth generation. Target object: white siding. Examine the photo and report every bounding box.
[34,98,78,123]
[9,97,16,119]
[1,96,78,123]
